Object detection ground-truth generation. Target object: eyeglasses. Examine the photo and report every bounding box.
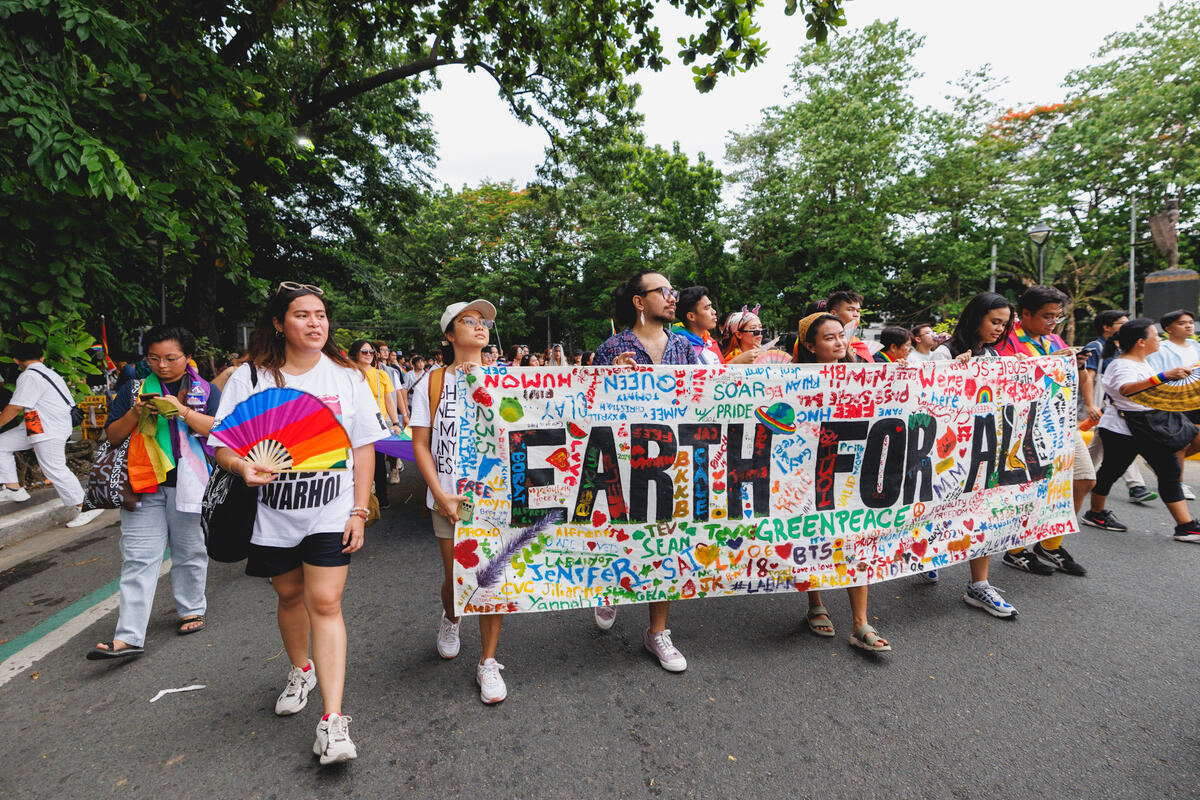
[457,317,495,329]
[275,281,324,295]
[146,355,186,365]
[743,329,764,336]
[640,286,680,302]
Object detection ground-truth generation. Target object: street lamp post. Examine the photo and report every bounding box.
[1028,222,1052,285]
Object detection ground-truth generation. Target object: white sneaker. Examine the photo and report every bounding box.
[476,658,507,704]
[66,508,104,528]
[313,714,357,765]
[1185,484,1196,501]
[643,628,687,672]
[594,605,616,630]
[436,615,461,659]
[0,486,30,503]
[275,662,317,715]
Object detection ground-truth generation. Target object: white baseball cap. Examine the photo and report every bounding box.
[440,299,497,333]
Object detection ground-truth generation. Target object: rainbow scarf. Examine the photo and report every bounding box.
[126,368,213,512]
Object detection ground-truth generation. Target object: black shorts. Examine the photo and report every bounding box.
[245,532,351,578]
[1186,409,1200,426]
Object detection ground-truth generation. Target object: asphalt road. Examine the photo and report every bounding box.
[2,468,1199,799]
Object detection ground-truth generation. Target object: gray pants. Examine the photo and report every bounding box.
[114,486,208,647]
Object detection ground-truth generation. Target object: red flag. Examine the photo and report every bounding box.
[101,317,116,371]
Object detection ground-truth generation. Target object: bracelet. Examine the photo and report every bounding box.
[350,506,369,514]
[1149,372,1167,386]
[349,509,369,520]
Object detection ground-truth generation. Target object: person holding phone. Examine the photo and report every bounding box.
[86,326,220,660]
[411,299,511,703]
[210,282,386,765]
[995,285,1093,578]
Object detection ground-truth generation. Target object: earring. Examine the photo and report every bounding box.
[640,310,645,327]
[275,330,284,339]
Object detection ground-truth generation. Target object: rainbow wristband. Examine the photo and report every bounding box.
[1149,372,1167,386]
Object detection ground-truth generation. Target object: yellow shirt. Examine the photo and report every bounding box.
[363,367,395,420]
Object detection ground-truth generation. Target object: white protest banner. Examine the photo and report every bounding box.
[450,357,1076,615]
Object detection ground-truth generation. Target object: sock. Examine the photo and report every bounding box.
[969,580,989,589]
[301,661,312,672]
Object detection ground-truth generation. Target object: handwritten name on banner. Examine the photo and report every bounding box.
[451,357,1077,616]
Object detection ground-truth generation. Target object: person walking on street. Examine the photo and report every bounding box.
[996,286,1093,577]
[86,326,220,660]
[411,299,514,703]
[210,282,387,766]
[592,271,698,672]
[1080,310,1157,505]
[0,341,102,527]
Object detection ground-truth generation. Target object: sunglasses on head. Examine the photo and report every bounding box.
[276,281,325,296]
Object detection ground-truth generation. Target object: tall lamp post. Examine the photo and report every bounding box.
[1028,222,1052,284]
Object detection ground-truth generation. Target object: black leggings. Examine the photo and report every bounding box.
[1094,427,1184,503]
[374,451,388,506]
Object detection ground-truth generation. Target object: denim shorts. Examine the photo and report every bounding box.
[246,532,351,578]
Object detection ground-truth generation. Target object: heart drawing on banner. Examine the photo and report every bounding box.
[454,540,479,569]
[911,540,928,558]
[587,541,596,551]
[774,543,793,560]
[592,510,607,527]
[726,536,744,550]
[694,543,719,567]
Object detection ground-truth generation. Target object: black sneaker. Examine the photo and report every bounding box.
[1127,485,1158,504]
[1002,549,1056,576]
[1080,509,1128,532]
[1173,519,1200,543]
[1033,542,1087,576]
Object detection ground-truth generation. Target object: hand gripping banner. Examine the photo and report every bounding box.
[451,357,1077,615]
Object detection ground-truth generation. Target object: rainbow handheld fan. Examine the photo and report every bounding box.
[210,388,351,471]
[1130,364,1200,412]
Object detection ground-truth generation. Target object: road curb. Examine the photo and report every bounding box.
[0,500,95,549]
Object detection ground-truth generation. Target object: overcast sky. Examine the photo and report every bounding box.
[420,0,1171,191]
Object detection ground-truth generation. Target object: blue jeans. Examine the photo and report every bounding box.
[114,486,208,647]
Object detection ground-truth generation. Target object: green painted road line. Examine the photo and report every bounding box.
[0,547,170,664]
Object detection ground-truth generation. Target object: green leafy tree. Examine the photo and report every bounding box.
[725,19,923,328]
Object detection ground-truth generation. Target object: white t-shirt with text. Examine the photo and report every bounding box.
[408,369,459,509]
[208,357,388,547]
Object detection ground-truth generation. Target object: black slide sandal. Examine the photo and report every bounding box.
[86,642,145,661]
